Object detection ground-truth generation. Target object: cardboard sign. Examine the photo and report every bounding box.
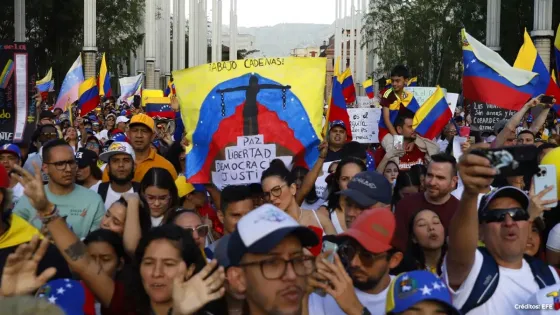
[469,101,516,132]
[348,108,381,143]
[405,87,448,106]
[314,161,335,198]
[0,42,34,143]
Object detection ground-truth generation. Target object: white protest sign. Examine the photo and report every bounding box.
[315,161,335,197]
[348,108,382,143]
[211,135,291,189]
[356,96,375,108]
[405,87,447,106]
[446,92,459,115]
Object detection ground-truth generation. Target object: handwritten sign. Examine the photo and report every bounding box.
[405,87,448,106]
[469,101,516,132]
[356,96,375,108]
[315,161,335,197]
[348,108,382,143]
[211,135,292,189]
[0,42,33,143]
[208,58,286,72]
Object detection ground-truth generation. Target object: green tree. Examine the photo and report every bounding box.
[0,0,143,91]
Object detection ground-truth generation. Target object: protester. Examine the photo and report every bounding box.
[526,217,546,259]
[140,167,180,228]
[325,120,348,162]
[382,161,399,186]
[83,229,128,281]
[393,153,459,251]
[0,143,25,204]
[97,141,139,209]
[307,208,403,314]
[218,185,254,236]
[13,140,104,239]
[75,148,102,189]
[391,171,422,211]
[116,115,129,131]
[517,129,536,145]
[444,148,558,314]
[227,204,319,315]
[24,124,60,182]
[101,114,178,182]
[379,65,412,141]
[168,209,212,259]
[292,166,323,210]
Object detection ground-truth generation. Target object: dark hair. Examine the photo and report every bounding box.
[429,153,457,176]
[90,164,102,180]
[392,171,421,208]
[126,225,208,315]
[165,141,185,175]
[261,159,295,185]
[140,168,179,225]
[220,185,253,213]
[248,183,263,196]
[291,167,319,205]
[340,141,367,160]
[394,110,414,129]
[518,129,535,139]
[326,157,366,212]
[409,164,427,178]
[0,188,13,221]
[390,65,410,79]
[42,139,71,162]
[166,208,202,225]
[403,209,447,275]
[84,229,129,265]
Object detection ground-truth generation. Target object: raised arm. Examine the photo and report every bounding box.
[295,142,327,206]
[529,99,555,134]
[446,145,495,289]
[121,193,143,256]
[11,164,115,307]
[495,97,539,147]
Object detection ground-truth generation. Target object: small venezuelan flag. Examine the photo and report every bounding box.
[339,68,356,103]
[407,77,418,86]
[99,53,112,97]
[78,77,100,116]
[164,80,176,97]
[363,78,374,99]
[145,97,175,119]
[412,86,452,140]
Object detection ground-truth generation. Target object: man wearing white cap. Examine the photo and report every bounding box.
[115,116,129,132]
[96,142,139,209]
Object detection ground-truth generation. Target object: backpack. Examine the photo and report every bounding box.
[97,182,141,202]
[460,247,557,314]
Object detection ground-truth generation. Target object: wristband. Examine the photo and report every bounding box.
[40,205,60,225]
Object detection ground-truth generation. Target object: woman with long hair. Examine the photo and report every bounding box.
[261,160,336,235]
[64,126,81,152]
[391,171,422,210]
[382,160,399,186]
[140,168,179,228]
[317,157,366,234]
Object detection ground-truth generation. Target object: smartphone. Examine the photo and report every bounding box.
[393,135,404,151]
[459,126,471,137]
[541,95,554,104]
[314,241,339,297]
[471,145,539,177]
[534,165,558,208]
[469,136,476,144]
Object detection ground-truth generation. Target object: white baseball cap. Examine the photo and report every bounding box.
[99,141,135,163]
[116,116,130,124]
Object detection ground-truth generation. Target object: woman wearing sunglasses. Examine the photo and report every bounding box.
[261,160,336,235]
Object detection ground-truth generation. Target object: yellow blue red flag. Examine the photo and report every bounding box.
[78,77,100,116]
[99,53,112,97]
[173,57,326,184]
[555,24,560,85]
[412,87,452,139]
[363,78,374,99]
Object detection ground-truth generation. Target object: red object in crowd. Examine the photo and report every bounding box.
[198,202,224,236]
[306,225,324,256]
[0,164,8,188]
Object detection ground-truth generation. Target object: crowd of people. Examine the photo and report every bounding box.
[1,64,560,315]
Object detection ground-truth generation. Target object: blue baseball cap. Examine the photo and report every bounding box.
[0,143,21,159]
[215,233,232,268]
[337,171,392,208]
[386,271,461,315]
[193,184,206,193]
[329,120,347,130]
[36,278,95,315]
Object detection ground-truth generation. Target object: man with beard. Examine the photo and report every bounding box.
[13,139,104,239]
[75,148,102,189]
[393,153,459,251]
[97,141,140,210]
[307,208,403,314]
[325,121,348,162]
[227,204,319,315]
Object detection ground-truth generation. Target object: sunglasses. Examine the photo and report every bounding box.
[184,225,210,238]
[338,241,388,267]
[479,208,529,224]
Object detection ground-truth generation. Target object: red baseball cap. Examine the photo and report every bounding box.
[338,208,395,254]
[0,164,9,189]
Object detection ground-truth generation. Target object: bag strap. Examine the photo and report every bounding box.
[525,254,557,289]
[460,247,500,314]
[97,182,110,201]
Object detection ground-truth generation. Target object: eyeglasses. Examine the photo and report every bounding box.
[45,159,77,171]
[86,142,100,149]
[184,225,210,238]
[239,256,315,280]
[145,194,171,204]
[338,242,388,267]
[263,184,286,201]
[479,208,529,224]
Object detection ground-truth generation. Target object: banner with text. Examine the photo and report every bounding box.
[348,108,381,143]
[314,161,335,197]
[0,42,34,143]
[405,87,448,106]
[174,57,326,184]
[467,100,516,132]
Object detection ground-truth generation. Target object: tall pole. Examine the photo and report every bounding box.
[176,0,186,69]
[486,0,501,51]
[199,0,208,65]
[361,0,368,82]
[342,0,347,71]
[162,0,171,79]
[136,18,145,76]
[356,0,362,83]
[14,0,25,42]
[229,0,237,61]
[173,0,179,70]
[350,0,355,78]
[217,0,223,61]
[189,0,197,67]
[83,0,97,79]
[532,0,553,70]
[145,0,156,89]
[212,0,218,62]
[334,0,339,64]
[154,0,162,89]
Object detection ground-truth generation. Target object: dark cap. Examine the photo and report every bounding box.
[75,148,98,168]
[39,111,56,120]
[478,186,530,214]
[337,171,392,208]
[329,120,347,130]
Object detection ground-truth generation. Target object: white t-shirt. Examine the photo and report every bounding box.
[11,183,24,206]
[442,249,560,315]
[151,216,164,227]
[547,223,560,252]
[307,276,394,315]
[96,184,134,210]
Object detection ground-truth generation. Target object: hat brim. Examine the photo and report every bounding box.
[389,299,461,315]
[99,150,133,163]
[338,228,392,254]
[337,189,378,208]
[129,122,154,132]
[0,150,20,159]
[480,186,530,214]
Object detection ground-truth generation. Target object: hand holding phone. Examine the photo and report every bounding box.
[393,135,404,151]
[314,241,338,297]
[540,95,554,104]
[459,126,471,137]
[533,165,558,208]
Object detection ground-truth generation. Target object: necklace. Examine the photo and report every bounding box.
[297,207,303,222]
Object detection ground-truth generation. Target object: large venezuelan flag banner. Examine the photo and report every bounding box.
[174,57,326,185]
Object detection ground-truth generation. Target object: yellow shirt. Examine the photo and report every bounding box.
[102,147,178,183]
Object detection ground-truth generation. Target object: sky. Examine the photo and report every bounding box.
[174,0,337,28]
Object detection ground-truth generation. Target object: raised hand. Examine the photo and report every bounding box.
[172,259,226,315]
[318,141,328,159]
[528,181,557,220]
[458,144,496,195]
[10,164,51,213]
[0,236,56,297]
